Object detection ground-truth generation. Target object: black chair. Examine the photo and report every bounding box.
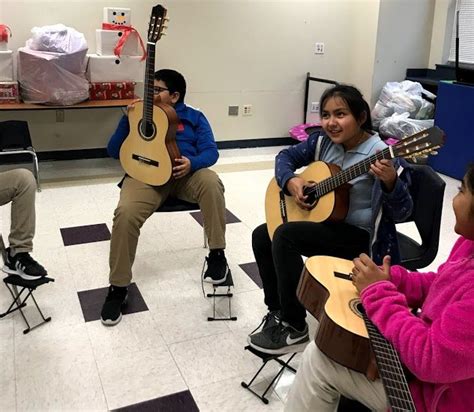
[397,163,446,270]
[0,120,40,191]
[155,197,207,248]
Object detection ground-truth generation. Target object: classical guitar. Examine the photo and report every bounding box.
[265,126,445,239]
[119,4,180,186]
[298,255,416,411]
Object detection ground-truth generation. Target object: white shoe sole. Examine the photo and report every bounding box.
[2,265,46,281]
[101,313,123,326]
[202,266,229,285]
[247,336,309,355]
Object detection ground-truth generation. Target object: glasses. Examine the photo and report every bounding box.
[153,86,169,94]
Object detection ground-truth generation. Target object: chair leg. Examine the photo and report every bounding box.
[30,149,41,192]
[203,229,208,248]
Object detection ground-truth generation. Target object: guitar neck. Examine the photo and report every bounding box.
[363,315,416,411]
[308,146,393,198]
[142,42,156,125]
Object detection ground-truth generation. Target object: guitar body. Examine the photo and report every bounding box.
[297,255,372,374]
[120,101,180,186]
[265,161,350,239]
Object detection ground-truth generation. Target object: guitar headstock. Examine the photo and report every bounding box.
[392,126,446,161]
[147,4,168,43]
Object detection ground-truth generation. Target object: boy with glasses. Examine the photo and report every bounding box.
[101,69,229,326]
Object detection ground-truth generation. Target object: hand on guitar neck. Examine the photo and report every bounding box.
[369,158,397,192]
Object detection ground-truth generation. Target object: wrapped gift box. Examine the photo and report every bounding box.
[0,81,19,103]
[18,47,89,105]
[0,50,13,81]
[96,29,140,56]
[87,54,144,82]
[89,81,136,100]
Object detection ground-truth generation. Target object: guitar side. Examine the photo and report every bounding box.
[265,161,349,239]
[120,101,179,186]
[297,256,371,373]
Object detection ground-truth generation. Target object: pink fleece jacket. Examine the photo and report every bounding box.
[360,236,474,412]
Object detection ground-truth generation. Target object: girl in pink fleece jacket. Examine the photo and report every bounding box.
[285,164,474,412]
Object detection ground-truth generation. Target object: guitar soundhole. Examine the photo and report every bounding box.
[139,119,156,141]
[349,299,364,319]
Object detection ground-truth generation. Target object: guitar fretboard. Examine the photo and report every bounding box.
[363,314,416,411]
[306,147,392,198]
[143,43,156,127]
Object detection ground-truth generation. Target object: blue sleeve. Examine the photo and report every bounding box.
[275,133,319,192]
[107,115,130,159]
[379,159,413,223]
[186,112,219,171]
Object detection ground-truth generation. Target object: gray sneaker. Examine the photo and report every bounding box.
[249,310,281,335]
[247,321,309,355]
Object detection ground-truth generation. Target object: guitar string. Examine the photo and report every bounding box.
[366,321,414,407]
[143,44,156,123]
[365,319,415,410]
[310,148,391,199]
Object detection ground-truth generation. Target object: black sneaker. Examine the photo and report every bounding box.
[247,321,309,355]
[100,285,128,326]
[249,310,281,335]
[2,248,48,280]
[203,250,229,285]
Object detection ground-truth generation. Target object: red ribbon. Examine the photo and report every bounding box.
[0,25,12,43]
[102,23,146,61]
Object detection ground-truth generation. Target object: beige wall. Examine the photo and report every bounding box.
[0,0,449,152]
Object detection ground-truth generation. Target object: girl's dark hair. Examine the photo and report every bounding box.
[466,163,474,194]
[154,69,186,103]
[319,84,373,131]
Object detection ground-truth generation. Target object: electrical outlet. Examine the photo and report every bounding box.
[228,105,239,116]
[242,104,252,116]
[314,42,325,54]
[310,102,320,113]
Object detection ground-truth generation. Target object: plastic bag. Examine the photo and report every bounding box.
[18,47,89,105]
[372,80,435,129]
[379,112,434,140]
[26,24,87,54]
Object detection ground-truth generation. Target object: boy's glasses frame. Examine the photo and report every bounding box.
[153,86,169,94]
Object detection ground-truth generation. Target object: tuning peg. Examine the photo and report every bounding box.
[430,151,438,156]
[160,32,167,36]
[164,17,170,23]
[162,25,168,30]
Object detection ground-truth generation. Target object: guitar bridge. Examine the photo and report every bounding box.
[132,154,159,167]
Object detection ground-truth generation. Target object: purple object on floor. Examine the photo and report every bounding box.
[239,262,263,288]
[77,283,148,322]
[190,208,240,227]
[112,390,199,412]
[60,223,111,246]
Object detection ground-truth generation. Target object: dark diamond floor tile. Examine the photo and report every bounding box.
[190,208,240,227]
[77,283,148,322]
[112,390,199,412]
[239,262,263,288]
[60,223,111,246]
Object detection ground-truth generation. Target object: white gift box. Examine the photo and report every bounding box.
[96,29,140,56]
[0,50,13,81]
[87,54,144,82]
[103,7,131,25]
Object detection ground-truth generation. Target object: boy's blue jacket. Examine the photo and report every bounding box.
[107,102,219,171]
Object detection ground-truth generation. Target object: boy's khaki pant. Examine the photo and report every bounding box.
[109,169,226,286]
[0,169,36,255]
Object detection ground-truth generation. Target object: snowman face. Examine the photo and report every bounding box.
[104,7,131,25]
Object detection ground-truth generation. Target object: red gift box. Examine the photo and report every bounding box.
[89,81,135,100]
[0,81,19,103]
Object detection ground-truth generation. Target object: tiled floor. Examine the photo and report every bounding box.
[0,147,461,411]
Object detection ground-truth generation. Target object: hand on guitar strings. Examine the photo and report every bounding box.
[286,177,316,210]
[369,158,397,192]
[351,254,391,294]
[173,156,191,179]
